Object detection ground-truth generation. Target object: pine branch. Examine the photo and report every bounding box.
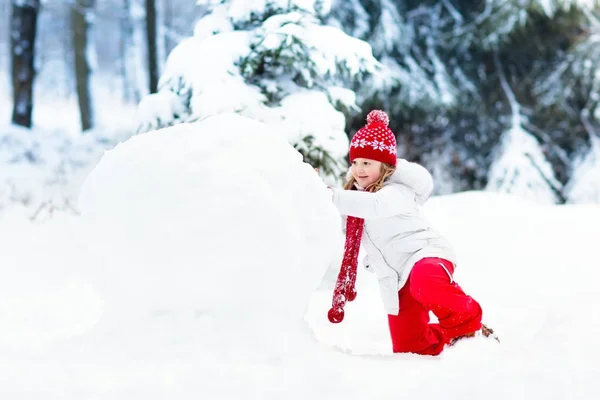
[524,152,566,203]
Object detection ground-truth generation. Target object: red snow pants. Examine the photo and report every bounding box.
[387,257,482,356]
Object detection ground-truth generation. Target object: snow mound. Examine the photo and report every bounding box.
[77,113,341,355]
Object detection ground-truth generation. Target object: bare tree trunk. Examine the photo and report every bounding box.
[71,0,96,132]
[145,0,159,93]
[10,0,40,128]
[155,0,166,72]
[120,0,147,103]
[163,0,175,56]
[120,0,136,102]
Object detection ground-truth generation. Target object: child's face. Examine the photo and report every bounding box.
[351,158,382,188]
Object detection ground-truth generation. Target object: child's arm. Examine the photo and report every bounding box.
[330,185,417,219]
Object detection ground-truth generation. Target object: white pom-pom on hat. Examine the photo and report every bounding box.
[366,110,389,126]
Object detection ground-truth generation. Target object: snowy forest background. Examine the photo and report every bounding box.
[3,0,600,218]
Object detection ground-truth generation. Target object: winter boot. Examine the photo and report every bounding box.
[447,324,500,346]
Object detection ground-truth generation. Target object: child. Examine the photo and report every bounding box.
[327,110,495,356]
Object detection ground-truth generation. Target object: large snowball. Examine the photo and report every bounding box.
[77,114,341,356]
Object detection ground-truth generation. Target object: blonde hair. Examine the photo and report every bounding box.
[343,163,396,192]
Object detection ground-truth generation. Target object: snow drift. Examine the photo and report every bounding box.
[2,114,600,399]
[77,113,342,361]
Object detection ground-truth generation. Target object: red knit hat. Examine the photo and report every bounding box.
[349,110,397,166]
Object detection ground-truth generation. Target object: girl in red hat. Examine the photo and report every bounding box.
[326,110,497,356]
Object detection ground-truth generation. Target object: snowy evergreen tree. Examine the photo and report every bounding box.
[135,0,600,200]
[565,133,600,202]
[486,52,562,204]
[535,7,600,202]
[328,0,600,200]
[328,0,502,192]
[136,0,380,181]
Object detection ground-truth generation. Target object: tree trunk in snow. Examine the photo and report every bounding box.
[10,0,40,128]
[155,0,166,72]
[163,0,175,57]
[120,0,138,103]
[145,0,159,93]
[120,0,148,103]
[71,0,96,132]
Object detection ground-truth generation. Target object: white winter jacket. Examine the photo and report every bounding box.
[330,159,456,315]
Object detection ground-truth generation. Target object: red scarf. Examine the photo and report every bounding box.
[328,215,364,323]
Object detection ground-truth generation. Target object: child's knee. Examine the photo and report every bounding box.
[466,297,483,319]
[407,259,456,303]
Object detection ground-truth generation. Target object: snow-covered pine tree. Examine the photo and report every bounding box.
[327,0,455,116]
[486,52,562,204]
[535,6,600,202]
[565,131,600,203]
[328,0,502,192]
[135,0,380,181]
[329,0,600,200]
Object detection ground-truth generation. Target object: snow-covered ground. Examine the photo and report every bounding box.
[0,75,136,215]
[1,114,599,399]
